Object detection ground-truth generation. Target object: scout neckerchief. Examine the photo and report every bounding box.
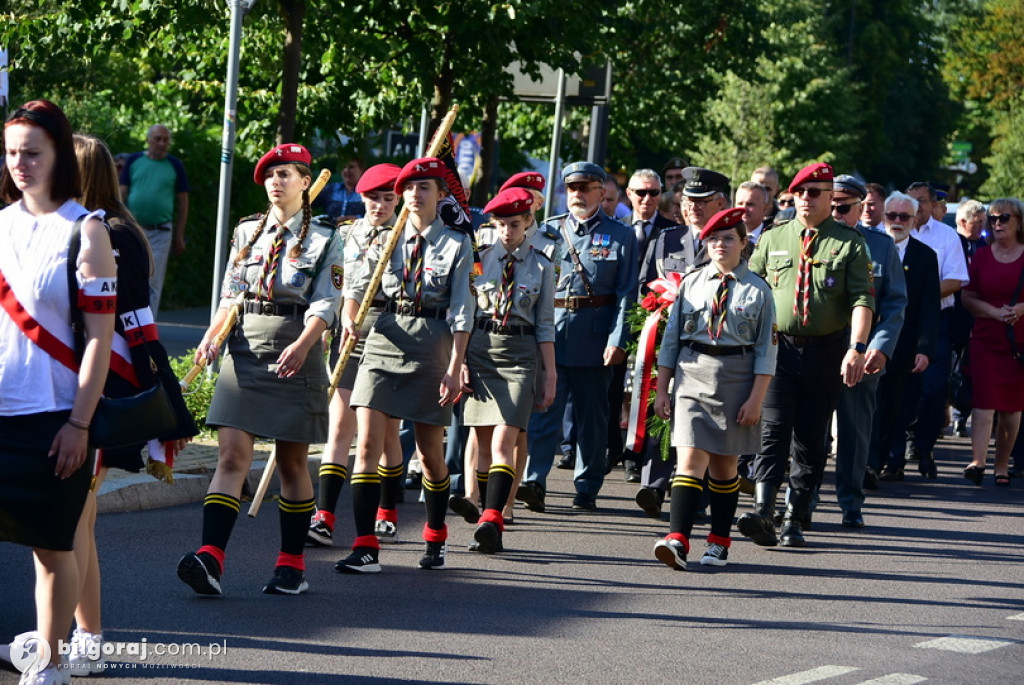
[404,234,425,308]
[708,272,734,340]
[259,225,286,299]
[794,227,818,326]
[497,253,516,325]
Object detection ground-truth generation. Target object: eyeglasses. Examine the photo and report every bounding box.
[988,213,1016,225]
[831,201,859,215]
[792,187,828,198]
[778,198,794,207]
[884,212,914,223]
[707,235,738,246]
[629,188,661,198]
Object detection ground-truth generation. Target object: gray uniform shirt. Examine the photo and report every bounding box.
[474,239,556,343]
[341,216,395,305]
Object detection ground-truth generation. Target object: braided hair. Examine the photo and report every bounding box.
[233,163,312,264]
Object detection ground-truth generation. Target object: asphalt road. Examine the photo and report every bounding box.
[2,446,1022,684]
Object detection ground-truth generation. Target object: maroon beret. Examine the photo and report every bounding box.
[499,172,546,194]
[483,188,534,217]
[356,163,402,194]
[699,207,746,242]
[788,162,834,193]
[253,143,311,185]
[394,157,446,192]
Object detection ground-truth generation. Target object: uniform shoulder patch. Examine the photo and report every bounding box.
[237,212,263,225]
[532,245,553,263]
[540,224,560,242]
[313,215,338,232]
[331,264,343,290]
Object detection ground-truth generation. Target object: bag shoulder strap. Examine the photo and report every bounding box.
[66,216,87,363]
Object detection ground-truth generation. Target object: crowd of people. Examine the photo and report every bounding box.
[2,98,1023,683]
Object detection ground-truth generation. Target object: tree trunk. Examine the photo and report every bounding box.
[277,0,305,144]
[471,95,499,206]
[430,37,456,134]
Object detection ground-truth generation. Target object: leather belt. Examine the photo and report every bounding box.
[475,319,536,336]
[779,328,848,346]
[554,294,616,310]
[243,299,307,317]
[385,300,447,319]
[684,340,753,357]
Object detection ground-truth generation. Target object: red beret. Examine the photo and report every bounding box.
[253,143,311,185]
[699,207,746,242]
[483,188,534,217]
[499,172,546,194]
[355,163,402,194]
[394,157,446,192]
[788,162,834,193]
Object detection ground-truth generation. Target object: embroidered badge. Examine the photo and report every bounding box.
[331,265,344,290]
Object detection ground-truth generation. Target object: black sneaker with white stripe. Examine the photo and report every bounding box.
[700,542,729,567]
[262,565,309,595]
[335,547,382,574]
[176,551,222,596]
[418,541,447,569]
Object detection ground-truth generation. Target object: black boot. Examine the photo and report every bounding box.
[780,488,810,547]
[736,482,778,547]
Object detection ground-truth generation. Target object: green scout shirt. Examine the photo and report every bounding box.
[749,216,874,337]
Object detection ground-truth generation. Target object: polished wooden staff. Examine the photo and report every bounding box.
[248,106,460,517]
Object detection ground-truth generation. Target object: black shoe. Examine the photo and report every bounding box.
[604,452,623,475]
[879,464,904,482]
[736,511,777,547]
[963,465,985,486]
[418,541,447,569]
[919,456,938,480]
[472,522,503,554]
[306,511,334,547]
[954,420,969,438]
[779,516,805,547]
[905,444,920,463]
[634,487,664,518]
[556,452,574,470]
[623,461,641,483]
[841,510,865,529]
[515,481,545,512]
[863,467,879,491]
[335,547,382,574]
[262,565,309,595]
[176,551,222,596]
[448,494,481,524]
[653,538,688,571]
[572,493,596,510]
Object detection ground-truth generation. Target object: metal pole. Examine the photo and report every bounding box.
[544,68,566,222]
[417,106,430,156]
[209,0,257,327]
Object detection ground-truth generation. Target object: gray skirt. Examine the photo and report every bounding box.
[461,328,538,430]
[329,308,382,392]
[350,311,454,426]
[671,344,760,455]
[207,312,329,443]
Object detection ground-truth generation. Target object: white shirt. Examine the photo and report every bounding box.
[912,217,969,309]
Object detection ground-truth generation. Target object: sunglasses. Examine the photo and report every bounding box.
[629,188,661,198]
[567,182,601,193]
[778,198,794,207]
[884,212,914,223]
[988,213,1016,225]
[831,201,859,215]
[792,187,828,198]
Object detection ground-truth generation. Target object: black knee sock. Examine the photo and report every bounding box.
[279,496,315,557]
[316,463,348,513]
[350,473,381,539]
[377,464,404,511]
[707,475,740,541]
[422,476,450,533]
[476,470,489,507]
[668,475,704,540]
[484,464,515,514]
[201,493,240,552]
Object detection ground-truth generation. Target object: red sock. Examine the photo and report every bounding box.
[197,545,225,573]
[666,532,690,554]
[276,551,305,571]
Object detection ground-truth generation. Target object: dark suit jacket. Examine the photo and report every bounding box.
[891,236,941,372]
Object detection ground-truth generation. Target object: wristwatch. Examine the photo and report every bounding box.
[849,342,867,354]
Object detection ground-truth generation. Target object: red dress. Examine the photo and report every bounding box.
[966,246,1024,411]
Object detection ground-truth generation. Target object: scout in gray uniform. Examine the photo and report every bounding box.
[652,208,777,571]
[177,143,344,597]
[520,161,638,511]
[460,188,557,553]
[308,163,405,548]
[337,157,475,573]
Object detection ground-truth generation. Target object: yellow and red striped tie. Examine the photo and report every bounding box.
[404,235,425,309]
[497,254,515,325]
[794,228,817,326]
[708,272,734,340]
[260,226,286,299]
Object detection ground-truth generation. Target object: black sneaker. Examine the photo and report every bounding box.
[700,542,729,567]
[176,551,222,596]
[262,565,309,595]
[306,512,334,547]
[418,541,447,569]
[448,494,481,524]
[572,493,596,510]
[515,481,545,513]
[472,522,503,554]
[335,547,382,574]
[374,519,399,543]
[653,538,687,571]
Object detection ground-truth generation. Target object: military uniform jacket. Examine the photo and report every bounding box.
[546,211,638,366]
[220,211,344,328]
[749,216,875,337]
[341,216,395,305]
[640,223,707,293]
[857,223,906,360]
[348,216,475,333]
[658,262,778,377]
[474,240,555,343]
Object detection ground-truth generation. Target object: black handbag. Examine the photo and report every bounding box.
[67,219,178,449]
[1007,262,1024,364]
[949,351,973,415]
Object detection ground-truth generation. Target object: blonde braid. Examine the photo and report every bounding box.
[233,207,271,265]
[287,190,312,259]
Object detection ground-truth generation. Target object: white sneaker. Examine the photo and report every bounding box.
[3,632,69,684]
[66,628,106,675]
[374,519,399,543]
[19,663,70,685]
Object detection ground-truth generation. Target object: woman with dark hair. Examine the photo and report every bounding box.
[0,100,116,685]
[335,157,474,573]
[962,197,1024,486]
[176,143,343,597]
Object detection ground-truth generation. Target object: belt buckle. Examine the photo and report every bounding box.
[261,303,275,315]
[396,303,414,316]
[495,324,510,335]
[566,297,579,311]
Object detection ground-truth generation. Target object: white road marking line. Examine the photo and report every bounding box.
[1008,613,1024,622]
[915,636,1015,653]
[855,675,927,684]
[751,665,861,685]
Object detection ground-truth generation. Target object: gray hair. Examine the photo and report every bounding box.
[956,199,985,224]
[737,181,771,205]
[885,191,918,214]
[629,168,662,188]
